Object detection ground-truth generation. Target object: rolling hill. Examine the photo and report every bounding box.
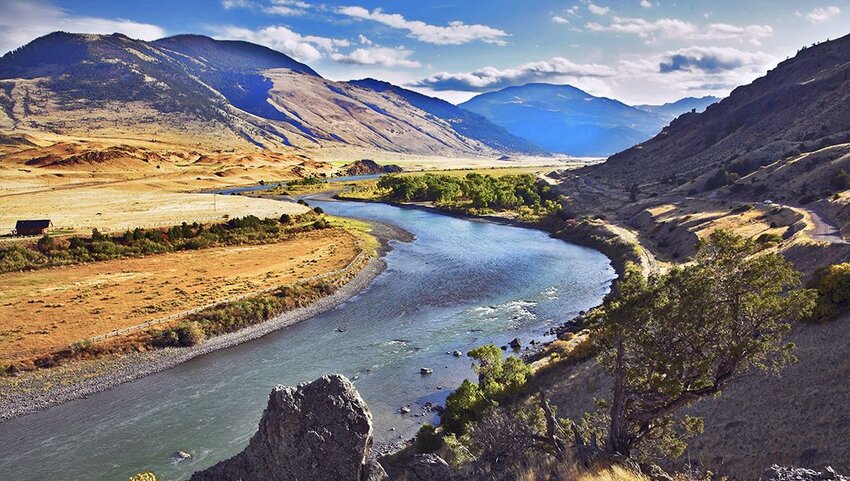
[0,32,539,157]
[459,83,716,157]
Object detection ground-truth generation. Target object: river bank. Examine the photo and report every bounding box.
[0,220,412,422]
[315,190,649,277]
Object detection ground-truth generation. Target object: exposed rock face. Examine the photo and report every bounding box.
[763,465,848,481]
[191,375,386,481]
[341,159,403,176]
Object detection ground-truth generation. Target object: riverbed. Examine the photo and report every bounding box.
[0,198,615,481]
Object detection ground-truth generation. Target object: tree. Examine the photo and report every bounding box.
[441,345,533,434]
[591,230,816,458]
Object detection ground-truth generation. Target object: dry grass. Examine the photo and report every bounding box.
[577,465,649,481]
[0,227,361,362]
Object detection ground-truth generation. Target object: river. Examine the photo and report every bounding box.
[0,198,615,481]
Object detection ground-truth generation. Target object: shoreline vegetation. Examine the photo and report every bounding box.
[334,172,648,276]
[0,213,412,421]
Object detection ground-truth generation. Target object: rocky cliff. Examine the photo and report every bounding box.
[190,375,386,481]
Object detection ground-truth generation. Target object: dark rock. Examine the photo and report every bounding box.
[420,367,433,375]
[407,454,457,481]
[340,159,402,176]
[190,375,382,481]
[509,338,521,349]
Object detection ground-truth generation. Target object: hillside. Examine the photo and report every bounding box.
[459,83,709,157]
[349,78,545,154]
[594,34,850,191]
[635,95,718,122]
[0,32,538,158]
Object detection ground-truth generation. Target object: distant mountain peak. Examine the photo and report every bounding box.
[460,82,674,156]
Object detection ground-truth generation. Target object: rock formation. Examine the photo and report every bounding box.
[763,465,848,481]
[340,159,403,176]
[190,374,386,481]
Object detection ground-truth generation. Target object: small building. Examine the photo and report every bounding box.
[15,219,52,236]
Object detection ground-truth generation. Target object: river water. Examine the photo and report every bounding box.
[0,199,614,481]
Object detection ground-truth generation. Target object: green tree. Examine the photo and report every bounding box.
[592,230,816,458]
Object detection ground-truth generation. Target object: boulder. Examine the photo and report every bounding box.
[509,338,522,349]
[190,374,385,481]
[407,454,457,481]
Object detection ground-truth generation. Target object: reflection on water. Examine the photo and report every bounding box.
[0,199,614,481]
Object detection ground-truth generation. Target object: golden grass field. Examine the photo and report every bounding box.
[0,226,362,362]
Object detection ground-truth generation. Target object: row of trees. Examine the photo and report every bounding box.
[0,212,324,273]
[377,173,560,213]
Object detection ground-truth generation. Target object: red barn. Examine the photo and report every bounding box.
[15,219,52,236]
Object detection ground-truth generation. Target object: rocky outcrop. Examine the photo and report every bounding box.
[341,159,403,176]
[763,465,848,481]
[406,454,458,481]
[190,374,386,481]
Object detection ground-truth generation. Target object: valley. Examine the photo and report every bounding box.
[0,8,849,481]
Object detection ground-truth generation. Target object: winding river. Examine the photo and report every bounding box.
[0,198,615,481]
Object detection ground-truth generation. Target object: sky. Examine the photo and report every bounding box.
[0,0,848,105]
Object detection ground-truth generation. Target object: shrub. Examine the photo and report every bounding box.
[415,424,442,453]
[730,204,753,214]
[279,214,292,224]
[806,263,850,322]
[176,322,206,346]
[831,169,850,191]
[756,233,782,246]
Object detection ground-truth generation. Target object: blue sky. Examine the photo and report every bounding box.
[0,0,848,104]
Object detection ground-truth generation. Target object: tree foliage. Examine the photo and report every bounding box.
[441,345,533,434]
[377,173,559,213]
[806,262,850,322]
[589,229,816,458]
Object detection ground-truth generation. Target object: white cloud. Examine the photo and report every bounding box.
[0,0,165,54]
[587,2,610,15]
[614,46,777,103]
[586,16,773,44]
[640,0,652,8]
[807,6,841,23]
[657,46,775,73]
[337,6,510,45]
[358,34,373,45]
[413,57,614,91]
[552,16,570,24]
[331,46,421,68]
[221,0,253,9]
[212,25,347,62]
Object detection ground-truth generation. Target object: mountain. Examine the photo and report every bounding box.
[349,78,544,154]
[460,83,677,157]
[0,32,537,157]
[594,34,850,191]
[635,96,719,122]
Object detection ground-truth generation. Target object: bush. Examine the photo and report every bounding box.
[806,263,850,322]
[415,424,442,453]
[831,168,850,191]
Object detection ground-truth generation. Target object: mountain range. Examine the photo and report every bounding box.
[0,32,534,157]
[460,84,717,157]
[0,32,726,161]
